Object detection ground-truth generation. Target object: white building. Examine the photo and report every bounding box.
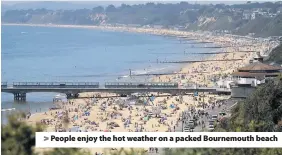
[231,52,282,98]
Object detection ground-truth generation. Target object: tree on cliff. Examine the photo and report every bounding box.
[268,43,282,64]
[1,112,90,155]
[1,113,43,155]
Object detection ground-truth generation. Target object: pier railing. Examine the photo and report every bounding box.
[104,82,178,88]
[1,82,7,88]
[3,82,180,89]
[11,82,100,88]
[1,82,232,91]
[1,81,231,101]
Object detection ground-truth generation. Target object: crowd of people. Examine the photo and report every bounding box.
[25,30,279,154]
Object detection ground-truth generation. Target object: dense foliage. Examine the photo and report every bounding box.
[227,77,282,132]
[1,113,42,155]
[268,43,282,64]
[1,113,90,155]
[2,2,282,37]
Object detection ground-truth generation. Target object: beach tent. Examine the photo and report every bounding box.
[74,115,78,121]
[194,91,198,96]
[170,104,175,109]
[143,116,149,121]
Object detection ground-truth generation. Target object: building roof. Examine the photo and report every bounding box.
[232,72,281,78]
[238,62,282,72]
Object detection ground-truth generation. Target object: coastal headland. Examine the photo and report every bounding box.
[3,23,280,154]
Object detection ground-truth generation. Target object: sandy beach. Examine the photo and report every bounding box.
[7,23,279,154]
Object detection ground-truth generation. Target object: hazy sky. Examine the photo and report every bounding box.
[2,1,274,4]
[1,1,276,10]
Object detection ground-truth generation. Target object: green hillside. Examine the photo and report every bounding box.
[2,2,282,37]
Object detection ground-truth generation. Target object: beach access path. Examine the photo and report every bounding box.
[148,98,239,155]
[176,98,238,132]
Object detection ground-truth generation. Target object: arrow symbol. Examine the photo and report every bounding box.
[44,136,49,141]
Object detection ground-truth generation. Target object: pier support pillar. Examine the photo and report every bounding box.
[14,93,26,102]
[66,93,79,99]
[66,93,72,99]
[74,93,79,98]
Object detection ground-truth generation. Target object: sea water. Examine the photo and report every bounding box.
[1,25,214,123]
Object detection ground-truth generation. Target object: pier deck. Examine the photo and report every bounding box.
[1,82,231,101]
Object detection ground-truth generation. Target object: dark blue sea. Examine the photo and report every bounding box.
[1,25,214,123]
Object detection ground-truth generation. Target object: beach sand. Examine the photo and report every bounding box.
[11,23,278,154]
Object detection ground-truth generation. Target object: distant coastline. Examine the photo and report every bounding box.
[1,23,215,44]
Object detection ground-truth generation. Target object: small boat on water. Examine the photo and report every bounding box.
[1,108,16,112]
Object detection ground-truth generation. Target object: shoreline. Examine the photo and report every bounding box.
[3,22,278,113]
[3,23,278,116]
[3,22,280,154]
[1,22,231,78]
[2,23,223,45]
